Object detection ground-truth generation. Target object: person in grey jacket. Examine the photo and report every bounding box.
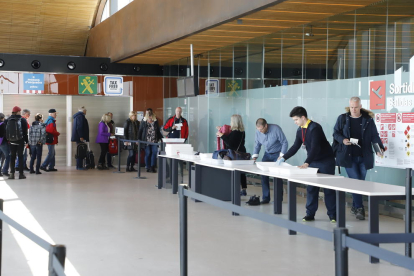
[123,111,140,172]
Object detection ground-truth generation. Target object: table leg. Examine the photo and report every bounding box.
[181,161,184,184]
[194,164,202,202]
[187,162,192,188]
[157,156,164,189]
[232,171,241,216]
[273,177,283,214]
[172,159,179,194]
[336,191,346,228]
[369,196,379,263]
[288,181,297,235]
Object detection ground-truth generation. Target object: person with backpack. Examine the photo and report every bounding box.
[333,97,385,220]
[138,112,162,173]
[29,113,46,174]
[40,109,60,172]
[16,109,31,172]
[0,113,11,176]
[123,111,140,172]
[7,106,28,180]
[96,114,113,170]
[72,106,90,170]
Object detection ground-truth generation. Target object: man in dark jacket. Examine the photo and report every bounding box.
[333,97,384,220]
[7,106,28,179]
[279,106,336,223]
[0,113,10,176]
[71,106,89,170]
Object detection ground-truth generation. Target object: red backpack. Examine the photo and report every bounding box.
[108,138,118,155]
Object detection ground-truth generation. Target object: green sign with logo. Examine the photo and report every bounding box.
[78,76,98,95]
[225,79,243,97]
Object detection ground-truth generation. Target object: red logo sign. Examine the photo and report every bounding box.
[370,80,386,110]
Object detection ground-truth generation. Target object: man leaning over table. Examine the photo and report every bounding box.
[252,118,288,204]
[278,106,337,223]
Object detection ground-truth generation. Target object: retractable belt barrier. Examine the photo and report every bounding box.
[0,199,66,276]
[178,185,414,276]
[115,138,162,179]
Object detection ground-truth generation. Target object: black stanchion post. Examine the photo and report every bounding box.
[48,244,66,276]
[0,199,3,275]
[406,168,412,258]
[334,228,349,276]
[179,185,188,276]
[113,137,124,174]
[135,141,146,179]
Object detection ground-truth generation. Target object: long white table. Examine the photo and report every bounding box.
[158,154,414,263]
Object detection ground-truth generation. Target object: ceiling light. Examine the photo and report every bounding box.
[133,65,141,72]
[67,62,76,70]
[31,60,41,69]
[305,25,314,37]
[0,59,4,67]
[100,63,108,71]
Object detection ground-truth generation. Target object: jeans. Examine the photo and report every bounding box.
[306,157,336,217]
[99,143,108,165]
[42,144,55,169]
[345,156,367,209]
[127,149,136,168]
[16,147,28,168]
[0,143,11,174]
[30,144,43,172]
[261,151,283,201]
[10,141,24,174]
[145,145,158,168]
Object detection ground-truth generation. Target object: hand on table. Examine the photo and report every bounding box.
[298,163,309,169]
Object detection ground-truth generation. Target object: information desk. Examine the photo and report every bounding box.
[158,154,414,263]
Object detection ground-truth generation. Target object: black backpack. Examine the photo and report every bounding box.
[246,195,261,206]
[75,143,88,159]
[6,117,23,142]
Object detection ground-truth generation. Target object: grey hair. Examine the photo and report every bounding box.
[78,106,86,112]
[0,113,5,120]
[350,97,361,103]
[22,109,30,115]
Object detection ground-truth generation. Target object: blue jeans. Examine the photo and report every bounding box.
[0,143,11,174]
[261,152,283,201]
[42,145,55,169]
[307,157,336,217]
[127,150,136,167]
[345,156,367,209]
[30,144,43,172]
[145,145,158,168]
[15,147,28,168]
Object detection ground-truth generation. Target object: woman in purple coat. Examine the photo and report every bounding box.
[96,114,113,170]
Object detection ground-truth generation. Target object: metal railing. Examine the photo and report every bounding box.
[178,185,414,276]
[0,199,66,276]
[114,138,162,179]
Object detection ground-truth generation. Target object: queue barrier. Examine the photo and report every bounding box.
[0,199,66,276]
[114,138,162,179]
[178,185,414,276]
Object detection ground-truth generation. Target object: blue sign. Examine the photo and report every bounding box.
[23,73,44,93]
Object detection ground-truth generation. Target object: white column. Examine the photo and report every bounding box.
[66,95,72,166]
[130,96,133,112]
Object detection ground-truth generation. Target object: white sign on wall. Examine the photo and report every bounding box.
[205,79,219,96]
[104,76,123,96]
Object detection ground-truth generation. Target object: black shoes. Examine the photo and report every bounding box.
[8,173,15,179]
[19,173,26,179]
[97,164,105,170]
[302,215,315,222]
[260,199,270,204]
[151,166,157,173]
[329,216,337,223]
[130,167,137,172]
[36,171,42,175]
[146,168,150,172]
[30,170,36,174]
[355,208,365,220]
[24,166,30,172]
[48,168,58,172]
[40,166,48,172]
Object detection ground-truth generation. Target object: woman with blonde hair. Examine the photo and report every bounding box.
[217,114,248,195]
[138,111,163,173]
[123,111,140,172]
[96,114,113,170]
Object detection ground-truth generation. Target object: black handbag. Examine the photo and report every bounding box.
[46,133,54,144]
[246,195,261,206]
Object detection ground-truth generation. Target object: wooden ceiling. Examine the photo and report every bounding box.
[0,0,100,56]
[119,0,385,65]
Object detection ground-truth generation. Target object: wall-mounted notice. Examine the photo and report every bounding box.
[0,72,18,94]
[23,73,44,94]
[137,111,144,121]
[104,76,123,95]
[375,112,414,168]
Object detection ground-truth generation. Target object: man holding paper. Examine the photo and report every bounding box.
[163,107,189,141]
[333,96,384,220]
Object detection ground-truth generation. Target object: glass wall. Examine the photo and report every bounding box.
[164,0,414,186]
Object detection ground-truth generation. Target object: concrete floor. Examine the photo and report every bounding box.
[1,167,414,276]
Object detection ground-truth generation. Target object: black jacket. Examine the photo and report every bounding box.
[138,118,163,143]
[333,108,384,170]
[71,111,89,143]
[220,130,246,153]
[284,121,334,164]
[123,118,140,150]
[0,119,7,144]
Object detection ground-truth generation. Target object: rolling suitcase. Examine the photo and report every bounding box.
[85,142,95,169]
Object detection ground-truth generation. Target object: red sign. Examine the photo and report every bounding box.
[370,80,386,110]
[403,113,414,123]
[380,113,396,123]
[392,131,395,137]
[380,124,385,130]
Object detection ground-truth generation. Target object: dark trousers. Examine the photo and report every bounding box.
[10,141,24,174]
[145,145,158,168]
[76,142,85,169]
[306,157,336,217]
[241,174,247,189]
[107,152,114,167]
[127,149,136,167]
[261,151,282,201]
[99,143,108,164]
[30,144,43,173]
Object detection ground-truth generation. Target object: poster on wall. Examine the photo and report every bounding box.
[0,72,18,94]
[78,75,97,95]
[23,73,44,94]
[205,79,219,96]
[137,111,144,121]
[104,76,123,96]
[375,112,414,168]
